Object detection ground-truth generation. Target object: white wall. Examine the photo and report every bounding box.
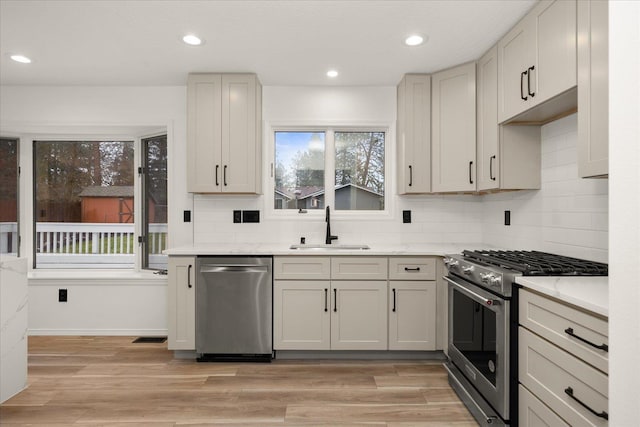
[482,114,608,263]
[608,1,640,424]
[193,86,484,247]
[0,86,190,335]
[0,85,612,337]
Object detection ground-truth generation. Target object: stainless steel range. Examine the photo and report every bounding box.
[443,250,607,427]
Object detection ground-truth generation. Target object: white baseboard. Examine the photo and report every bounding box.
[28,329,168,336]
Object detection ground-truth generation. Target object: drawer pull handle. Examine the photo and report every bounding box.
[333,288,337,312]
[392,288,396,312]
[527,65,536,97]
[520,70,528,101]
[187,265,192,288]
[324,288,328,312]
[404,267,420,272]
[564,387,608,420]
[564,327,608,352]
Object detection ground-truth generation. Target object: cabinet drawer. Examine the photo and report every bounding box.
[331,257,388,280]
[388,257,436,280]
[520,289,608,373]
[274,257,330,280]
[519,328,608,427]
[519,384,570,427]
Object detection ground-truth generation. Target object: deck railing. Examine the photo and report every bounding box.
[34,222,167,269]
[0,222,18,255]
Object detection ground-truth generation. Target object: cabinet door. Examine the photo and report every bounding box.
[389,281,436,351]
[477,46,500,191]
[578,0,608,178]
[187,74,223,193]
[432,62,477,192]
[498,16,536,122]
[167,257,196,350]
[274,281,330,350]
[397,74,431,194]
[519,328,609,427]
[533,0,577,106]
[519,384,570,427]
[331,281,388,350]
[221,74,258,193]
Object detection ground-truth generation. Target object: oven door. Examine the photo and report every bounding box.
[446,274,510,420]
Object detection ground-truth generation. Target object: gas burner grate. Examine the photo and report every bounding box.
[462,250,608,276]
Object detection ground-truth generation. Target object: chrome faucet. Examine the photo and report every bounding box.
[325,206,338,244]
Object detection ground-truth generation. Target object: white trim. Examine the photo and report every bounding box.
[28,329,168,336]
[264,121,395,221]
[28,269,167,285]
[10,123,170,274]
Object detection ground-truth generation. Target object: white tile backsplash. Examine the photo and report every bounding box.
[193,113,607,262]
[482,114,608,263]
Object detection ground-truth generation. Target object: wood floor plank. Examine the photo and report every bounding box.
[285,403,475,423]
[374,375,450,388]
[204,374,378,390]
[0,336,475,425]
[238,389,428,405]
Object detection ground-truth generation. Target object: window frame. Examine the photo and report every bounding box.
[0,137,20,257]
[266,123,393,220]
[26,130,167,272]
[140,132,168,271]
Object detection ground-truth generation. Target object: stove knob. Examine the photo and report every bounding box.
[446,259,459,268]
[462,266,474,275]
[489,276,502,285]
[480,273,491,282]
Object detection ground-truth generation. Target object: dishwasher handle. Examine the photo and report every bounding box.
[200,265,269,273]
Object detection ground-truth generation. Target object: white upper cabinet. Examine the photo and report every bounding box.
[187,73,262,193]
[578,0,608,178]
[432,62,477,192]
[498,0,577,123]
[477,46,501,191]
[478,45,541,192]
[397,74,431,193]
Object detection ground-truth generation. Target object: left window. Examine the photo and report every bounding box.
[0,138,19,256]
[33,140,135,269]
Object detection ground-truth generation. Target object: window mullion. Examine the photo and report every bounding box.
[325,129,336,211]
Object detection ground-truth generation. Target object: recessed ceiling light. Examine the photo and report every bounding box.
[327,70,339,78]
[10,54,31,64]
[183,34,203,46]
[404,35,425,47]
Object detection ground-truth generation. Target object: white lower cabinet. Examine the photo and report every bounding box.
[167,256,196,350]
[273,280,330,350]
[274,256,440,352]
[331,280,388,350]
[519,384,570,427]
[519,289,609,427]
[274,279,387,351]
[388,281,436,350]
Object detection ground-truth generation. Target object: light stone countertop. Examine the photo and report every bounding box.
[516,276,609,317]
[165,244,608,317]
[164,243,493,257]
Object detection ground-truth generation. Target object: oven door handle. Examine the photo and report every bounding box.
[444,276,501,308]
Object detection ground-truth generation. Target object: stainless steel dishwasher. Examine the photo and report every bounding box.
[195,256,272,362]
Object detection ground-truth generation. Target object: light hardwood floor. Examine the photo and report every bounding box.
[0,336,477,426]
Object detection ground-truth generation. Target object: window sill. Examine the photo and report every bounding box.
[28,269,167,286]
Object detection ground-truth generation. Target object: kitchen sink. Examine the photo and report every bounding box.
[289,244,370,250]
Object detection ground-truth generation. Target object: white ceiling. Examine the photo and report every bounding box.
[0,0,536,87]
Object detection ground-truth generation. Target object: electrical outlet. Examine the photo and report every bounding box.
[233,210,242,223]
[183,210,191,222]
[402,210,411,223]
[504,210,511,226]
[58,289,68,302]
[242,210,260,223]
